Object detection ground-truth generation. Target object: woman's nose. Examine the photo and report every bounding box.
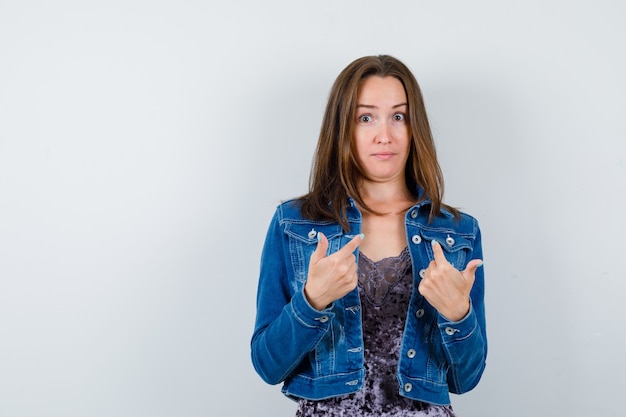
[376,122,391,143]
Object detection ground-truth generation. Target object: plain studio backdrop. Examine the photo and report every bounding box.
[1,1,625,416]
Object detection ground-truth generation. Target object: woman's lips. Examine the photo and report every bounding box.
[373,152,395,160]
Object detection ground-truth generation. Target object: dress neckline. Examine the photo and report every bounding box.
[359,246,409,265]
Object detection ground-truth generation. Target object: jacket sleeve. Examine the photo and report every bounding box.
[250,209,334,385]
[438,224,487,394]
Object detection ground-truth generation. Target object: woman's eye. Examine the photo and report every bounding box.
[393,113,406,122]
[359,115,372,123]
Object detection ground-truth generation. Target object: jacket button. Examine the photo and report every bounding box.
[419,269,426,278]
[319,316,329,323]
[308,229,317,239]
[415,309,424,318]
[446,235,455,247]
[445,327,457,335]
[404,383,413,392]
[410,210,418,218]
[411,235,422,244]
[407,349,416,358]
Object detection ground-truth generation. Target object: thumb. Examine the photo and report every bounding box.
[462,259,484,280]
[309,232,328,265]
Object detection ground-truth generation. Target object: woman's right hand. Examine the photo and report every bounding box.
[304,232,363,311]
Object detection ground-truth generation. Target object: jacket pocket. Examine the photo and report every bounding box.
[420,230,473,269]
[284,222,343,283]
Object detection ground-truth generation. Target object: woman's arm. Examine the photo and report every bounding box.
[438,226,488,393]
[250,211,335,385]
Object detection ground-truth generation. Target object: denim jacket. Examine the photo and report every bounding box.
[251,197,487,406]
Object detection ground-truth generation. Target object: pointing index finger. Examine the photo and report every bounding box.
[431,239,447,264]
[337,233,364,258]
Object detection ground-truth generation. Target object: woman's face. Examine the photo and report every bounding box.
[352,76,411,184]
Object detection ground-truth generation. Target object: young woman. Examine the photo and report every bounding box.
[251,55,487,416]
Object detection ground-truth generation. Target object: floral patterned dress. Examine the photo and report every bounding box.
[296,247,456,417]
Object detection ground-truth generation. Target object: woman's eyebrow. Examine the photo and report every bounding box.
[356,103,407,109]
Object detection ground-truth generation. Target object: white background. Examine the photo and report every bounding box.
[1,1,625,416]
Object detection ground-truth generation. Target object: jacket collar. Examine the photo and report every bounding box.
[345,188,455,219]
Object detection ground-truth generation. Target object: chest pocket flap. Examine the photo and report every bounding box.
[284,223,343,245]
[420,230,473,269]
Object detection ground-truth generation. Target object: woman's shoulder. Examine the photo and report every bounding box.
[275,198,304,218]
[455,208,479,225]
[439,208,479,235]
[275,197,342,227]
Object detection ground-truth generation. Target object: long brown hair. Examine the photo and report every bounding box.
[300,55,458,230]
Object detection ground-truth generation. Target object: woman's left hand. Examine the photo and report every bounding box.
[418,240,483,322]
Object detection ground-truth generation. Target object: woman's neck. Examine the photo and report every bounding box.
[358,179,415,214]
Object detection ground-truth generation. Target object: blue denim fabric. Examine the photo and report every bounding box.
[251,197,487,406]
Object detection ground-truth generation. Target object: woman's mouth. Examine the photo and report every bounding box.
[373,152,395,160]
